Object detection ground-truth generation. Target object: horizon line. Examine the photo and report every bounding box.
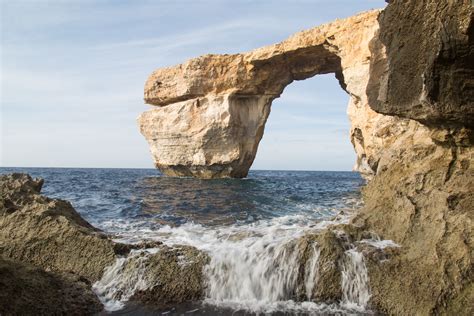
[0,165,356,173]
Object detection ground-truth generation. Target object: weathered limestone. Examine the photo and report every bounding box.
[352,1,474,313]
[367,0,474,127]
[139,94,272,178]
[0,173,118,282]
[139,10,388,178]
[353,123,474,315]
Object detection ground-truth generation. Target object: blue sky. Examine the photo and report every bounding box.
[1,0,383,170]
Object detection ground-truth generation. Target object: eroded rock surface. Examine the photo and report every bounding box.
[0,257,103,315]
[131,245,209,306]
[367,0,474,127]
[353,0,474,314]
[0,173,117,281]
[350,123,474,315]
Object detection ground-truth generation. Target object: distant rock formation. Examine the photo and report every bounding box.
[139,10,392,179]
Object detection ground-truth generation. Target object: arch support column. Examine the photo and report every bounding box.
[138,94,273,178]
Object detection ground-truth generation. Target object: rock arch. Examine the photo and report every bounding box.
[138,10,394,179]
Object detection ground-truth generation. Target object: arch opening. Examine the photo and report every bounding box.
[252,73,354,172]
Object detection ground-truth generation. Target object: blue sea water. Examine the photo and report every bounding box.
[0,167,367,315]
[0,167,364,230]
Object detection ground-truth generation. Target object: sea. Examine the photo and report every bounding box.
[0,167,370,315]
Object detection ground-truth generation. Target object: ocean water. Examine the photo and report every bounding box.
[0,167,368,315]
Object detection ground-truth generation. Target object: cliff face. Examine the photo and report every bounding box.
[139,10,390,179]
[353,123,473,315]
[368,0,474,128]
[353,1,474,314]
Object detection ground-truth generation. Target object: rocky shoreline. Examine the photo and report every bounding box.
[0,173,209,314]
[1,0,472,315]
[1,161,471,315]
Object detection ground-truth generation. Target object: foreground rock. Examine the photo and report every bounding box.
[0,257,102,315]
[132,245,209,306]
[94,245,209,308]
[0,173,117,281]
[353,1,473,313]
[0,173,209,312]
[92,244,209,310]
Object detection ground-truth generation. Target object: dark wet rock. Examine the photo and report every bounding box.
[0,173,118,282]
[311,231,347,302]
[294,230,353,303]
[0,256,102,315]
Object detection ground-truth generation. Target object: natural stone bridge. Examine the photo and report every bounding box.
[137,10,404,179]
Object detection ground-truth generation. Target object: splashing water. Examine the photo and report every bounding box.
[93,215,373,314]
[304,244,321,301]
[341,248,371,310]
[204,238,302,308]
[92,248,159,311]
[0,168,374,314]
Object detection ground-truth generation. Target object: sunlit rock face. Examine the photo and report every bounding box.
[138,95,272,178]
[138,10,392,179]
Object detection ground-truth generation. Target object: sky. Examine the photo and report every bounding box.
[0,0,384,171]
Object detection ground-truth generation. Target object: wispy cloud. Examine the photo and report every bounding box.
[92,17,286,52]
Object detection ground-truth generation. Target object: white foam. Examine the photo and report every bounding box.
[359,238,401,249]
[94,209,373,313]
[202,299,351,315]
[304,244,321,301]
[341,248,371,310]
[92,248,159,311]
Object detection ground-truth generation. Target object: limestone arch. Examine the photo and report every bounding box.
[138,10,386,179]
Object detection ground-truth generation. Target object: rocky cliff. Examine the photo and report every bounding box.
[353,1,473,313]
